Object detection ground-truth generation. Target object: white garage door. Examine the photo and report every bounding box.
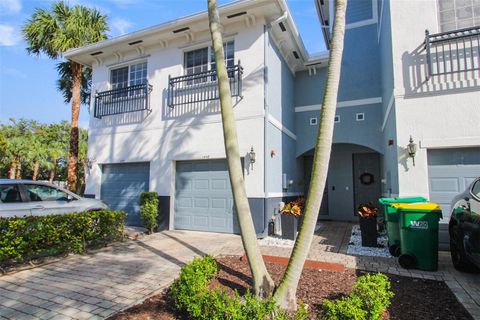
[428,148,480,249]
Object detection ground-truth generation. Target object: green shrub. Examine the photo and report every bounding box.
[170,255,309,320]
[139,192,159,233]
[353,274,394,320]
[323,295,366,320]
[322,273,394,320]
[0,210,126,264]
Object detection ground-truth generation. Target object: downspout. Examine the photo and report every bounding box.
[263,24,269,237]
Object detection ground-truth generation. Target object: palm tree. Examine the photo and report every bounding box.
[56,61,93,105]
[273,0,347,310]
[23,1,108,191]
[207,0,274,297]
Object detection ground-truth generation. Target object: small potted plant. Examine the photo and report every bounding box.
[358,202,378,247]
[280,198,304,241]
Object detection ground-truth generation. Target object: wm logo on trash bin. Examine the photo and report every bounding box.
[410,221,428,229]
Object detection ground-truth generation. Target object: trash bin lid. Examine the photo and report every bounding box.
[391,202,442,212]
[378,197,428,204]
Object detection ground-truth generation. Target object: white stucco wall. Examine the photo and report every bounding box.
[85,19,267,199]
[388,0,480,197]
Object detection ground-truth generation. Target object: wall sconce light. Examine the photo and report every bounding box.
[249,146,256,170]
[86,157,96,170]
[407,136,417,166]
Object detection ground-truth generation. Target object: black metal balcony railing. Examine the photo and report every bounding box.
[94,82,152,119]
[425,26,480,80]
[167,62,243,108]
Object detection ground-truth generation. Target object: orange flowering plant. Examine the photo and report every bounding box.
[357,202,378,218]
[281,198,305,217]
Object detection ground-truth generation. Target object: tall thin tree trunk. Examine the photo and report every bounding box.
[273,0,347,310]
[15,162,22,179]
[49,160,57,183]
[67,61,82,191]
[8,161,16,179]
[32,161,40,180]
[207,0,274,297]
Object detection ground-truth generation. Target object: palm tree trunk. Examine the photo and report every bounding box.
[9,161,16,179]
[49,160,57,183]
[273,0,347,310]
[207,0,274,297]
[15,162,22,179]
[67,61,82,191]
[32,161,40,181]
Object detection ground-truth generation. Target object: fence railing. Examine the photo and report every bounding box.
[167,62,243,108]
[94,82,152,119]
[424,26,480,80]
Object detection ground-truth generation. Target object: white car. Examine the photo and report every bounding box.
[0,179,108,218]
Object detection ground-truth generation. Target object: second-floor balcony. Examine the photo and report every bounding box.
[94,82,152,119]
[167,62,243,109]
[424,26,480,80]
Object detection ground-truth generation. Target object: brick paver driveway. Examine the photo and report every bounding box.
[1,223,479,319]
[0,231,243,320]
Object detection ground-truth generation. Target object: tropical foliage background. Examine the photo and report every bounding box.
[0,118,88,194]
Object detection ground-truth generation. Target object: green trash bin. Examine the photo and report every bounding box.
[379,197,427,257]
[391,203,443,271]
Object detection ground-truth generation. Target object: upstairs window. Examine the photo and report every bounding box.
[438,0,480,32]
[111,66,129,90]
[184,41,235,84]
[111,62,148,90]
[210,41,235,72]
[110,62,148,97]
[185,47,209,77]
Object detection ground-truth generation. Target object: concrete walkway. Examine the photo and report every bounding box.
[0,223,479,319]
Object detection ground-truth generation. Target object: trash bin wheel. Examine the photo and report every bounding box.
[398,253,416,269]
[389,244,401,257]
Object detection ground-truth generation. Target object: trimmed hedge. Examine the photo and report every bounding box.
[0,210,126,264]
[140,192,159,234]
[170,255,309,320]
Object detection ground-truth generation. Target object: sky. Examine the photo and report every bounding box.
[0,0,326,128]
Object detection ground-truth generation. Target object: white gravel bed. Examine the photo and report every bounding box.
[258,236,295,248]
[346,225,392,258]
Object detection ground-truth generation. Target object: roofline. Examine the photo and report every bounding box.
[314,0,331,50]
[274,0,310,60]
[65,0,266,59]
[65,0,327,66]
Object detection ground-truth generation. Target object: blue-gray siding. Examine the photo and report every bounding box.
[101,163,150,226]
[265,29,301,194]
[346,0,373,24]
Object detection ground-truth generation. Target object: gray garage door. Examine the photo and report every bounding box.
[428,148,480,249]
[174,159,238,233]
[101,163,150,226]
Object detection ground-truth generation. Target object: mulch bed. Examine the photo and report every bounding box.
[109,256,473,320]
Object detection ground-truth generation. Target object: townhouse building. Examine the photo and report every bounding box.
[66,0,480,247]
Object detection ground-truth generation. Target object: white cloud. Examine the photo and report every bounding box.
[111,17,132,36]
[0,24,21,46]
[0,0,21,15]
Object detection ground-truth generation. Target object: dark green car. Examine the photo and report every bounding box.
[449,177,480,272]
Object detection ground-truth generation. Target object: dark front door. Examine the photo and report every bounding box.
[353,153,381,216]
